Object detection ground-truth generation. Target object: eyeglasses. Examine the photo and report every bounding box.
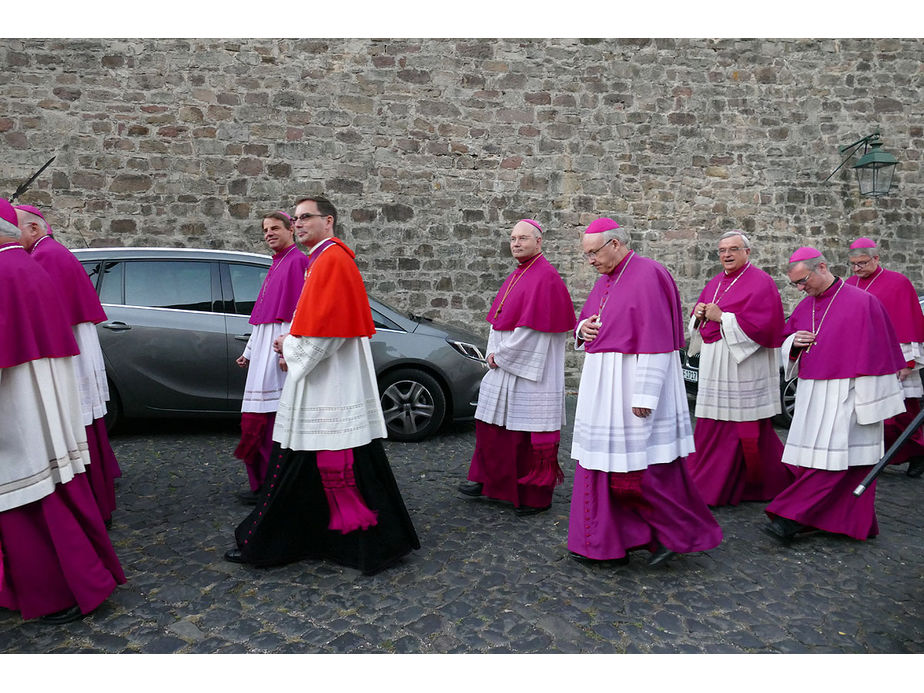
[789,269,815,287]
[850,259,871,269]
[717,246,744,255]
[294,212,327,222]
[583,239,613,260]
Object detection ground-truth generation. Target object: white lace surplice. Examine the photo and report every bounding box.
[781,333,905,470]
[693,312,781,421]
[72,321,110,425]
[571,347,694,473]
[241,321,291,413]
[273,335,386,452]
[0,356,90,512]
[475,326,568,432]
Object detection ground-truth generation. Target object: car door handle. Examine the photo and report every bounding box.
[101,321,132,331]
[234,333,251,342]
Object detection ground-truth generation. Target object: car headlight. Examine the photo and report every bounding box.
[447,339,487,362]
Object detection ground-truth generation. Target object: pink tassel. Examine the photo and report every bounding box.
[316,450,378,534]
[517,431,565,488]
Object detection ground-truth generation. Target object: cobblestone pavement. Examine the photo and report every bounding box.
[1,397,922,654]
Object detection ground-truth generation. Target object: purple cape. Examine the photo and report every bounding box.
[579,252,686,354]
[785,278,905,379]
[845,267,924,345]
[30,235,107,326]
[0,243,79,368]
[248,243,309,325]
[694,263,785,348]
[486,253,576,333]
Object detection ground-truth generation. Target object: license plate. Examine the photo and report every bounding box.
[682,369,698,383]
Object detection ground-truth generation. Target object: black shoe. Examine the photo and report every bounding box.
[569,551,629,566]
[648,544,676,567]
[40,605,84,624]
[457,481,483,497]
[515,504,551,516]
[763,517,804,543]
[236,489,258,505]
[907,457,924,478]
[224,548,246,564]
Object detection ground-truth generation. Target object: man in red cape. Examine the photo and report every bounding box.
[458,219,575,515]
[225,196,419,575]
[845,237,924,478]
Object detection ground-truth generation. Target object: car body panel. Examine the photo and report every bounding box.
[75,247,488,440]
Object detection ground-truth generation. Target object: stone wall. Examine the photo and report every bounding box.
[3,38,922,385]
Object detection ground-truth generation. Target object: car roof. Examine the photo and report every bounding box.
[71,247,272,263]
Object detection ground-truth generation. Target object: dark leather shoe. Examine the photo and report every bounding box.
[570,551,629,566]
[457,481,483,497]
[224,548,246,564]
[763,517,804,543]
[648,544,676,567]
[515,504,551,516]
[907,457,924,478]
[236,489,258,505]
[40,605,84,624]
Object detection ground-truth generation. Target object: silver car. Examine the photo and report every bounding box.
[74,247,488,442]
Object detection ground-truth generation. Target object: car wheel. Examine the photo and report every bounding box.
[379,368,447,442]
[104,380,121,433]
[773,375,797,428]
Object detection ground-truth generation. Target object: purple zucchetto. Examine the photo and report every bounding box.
[519,218,542,232]
[0,198,17,226]
[788,246,822,264]
[14,204,53,235]
[849,237,877,250]
[585,217,620,235]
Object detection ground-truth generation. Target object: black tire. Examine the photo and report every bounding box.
[378,368,447,442]
[104,380,121,433]
[773,374,797,429]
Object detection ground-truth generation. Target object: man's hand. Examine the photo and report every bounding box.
[792,330,816,350]
[487,353,498,369]
[632,407,652,418]
[581,315,602,342]
[273,333,289,354]
[235,355,249,368]
[703,303,723,322]
[278,356,287,373]
[899,366,913,382]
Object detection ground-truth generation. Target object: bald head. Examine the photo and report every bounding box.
[15,208,48,251]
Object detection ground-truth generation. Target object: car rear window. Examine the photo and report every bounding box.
[228,263,269,315]
[124,260,213,312]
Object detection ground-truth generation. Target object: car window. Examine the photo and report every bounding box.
[124,260,213,311]
[227,263,269,315]
[80,260,101,289]
[371,308,402,331]
[98,261,124,304]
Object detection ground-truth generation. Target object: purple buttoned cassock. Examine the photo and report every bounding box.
[247,243,309,325]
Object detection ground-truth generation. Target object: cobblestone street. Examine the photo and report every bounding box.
[1,397,922,655]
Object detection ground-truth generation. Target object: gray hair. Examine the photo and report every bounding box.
[848,245,879,258]
[789,254,827,271]
[0,217,21,239]
[719,230,750,249]
[600,225,629,245]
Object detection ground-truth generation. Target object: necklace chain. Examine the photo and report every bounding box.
[493,252,543,318]
[598,251,634,315]
[808,279,844,352]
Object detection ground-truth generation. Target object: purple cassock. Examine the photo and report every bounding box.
[467,252,576,510]
[0,238,125,621]
[766,278,906,540]
[684,263,793,506]
[846,266,924,467]
[27,227,122,524]
[568,244,722,563]
[234,242,309,492]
